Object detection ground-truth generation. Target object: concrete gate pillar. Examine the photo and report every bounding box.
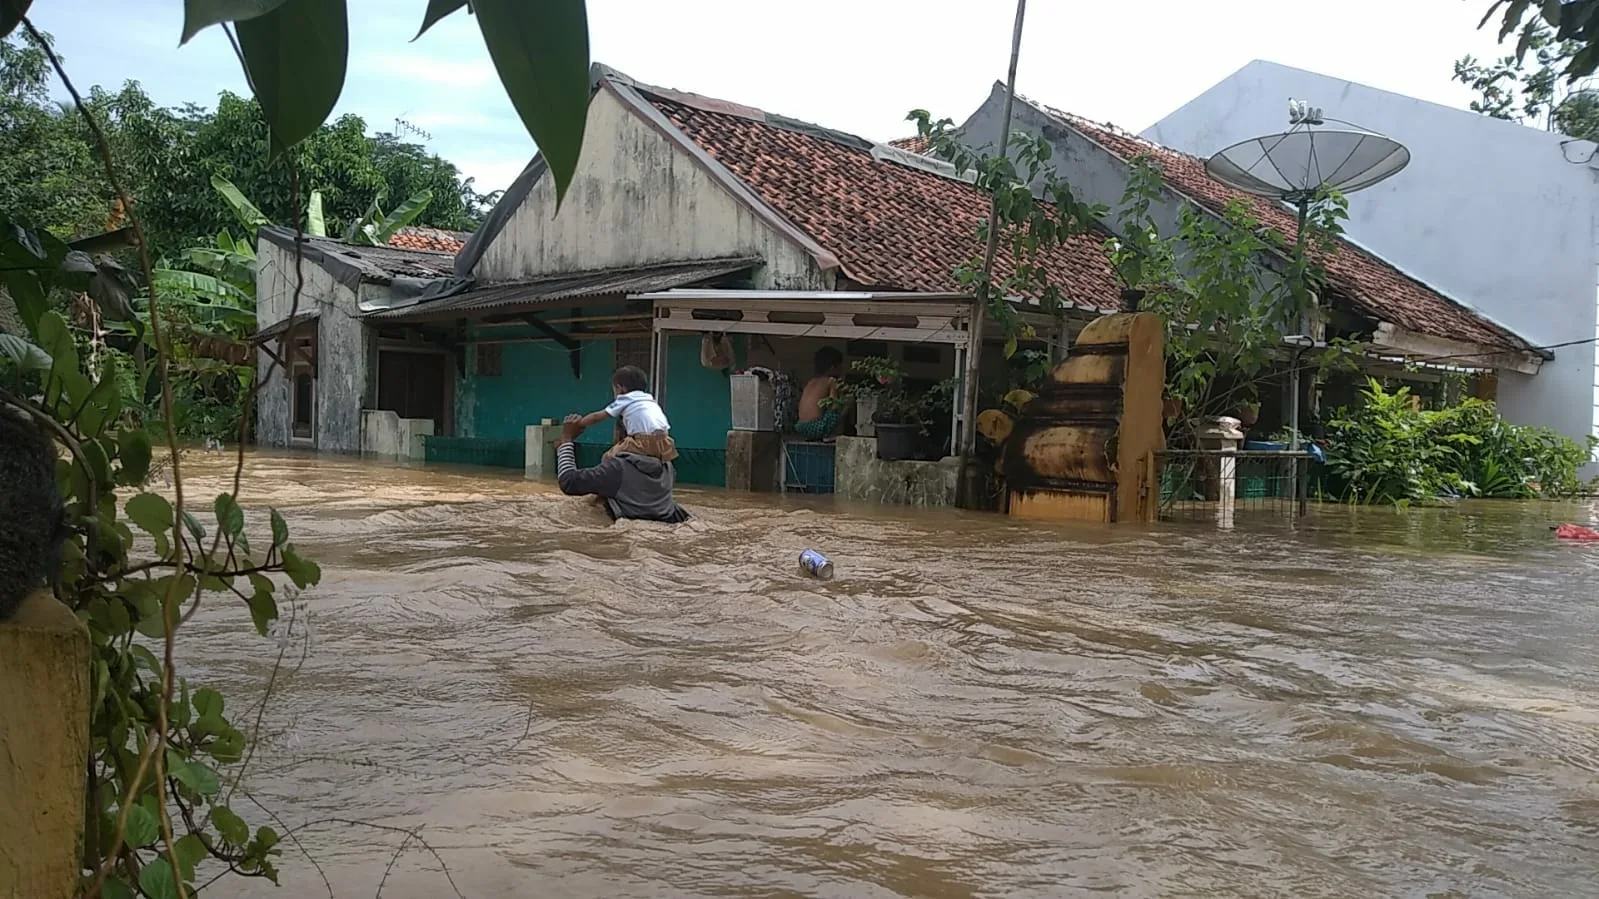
[1,590,91,898]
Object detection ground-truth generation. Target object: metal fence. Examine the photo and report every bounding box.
[423,436,525,469]
[1156,449,1312,523]
[783,441,836,494]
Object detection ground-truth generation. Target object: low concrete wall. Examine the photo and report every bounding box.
[1,590,90,898]
[361,410,432,461]
[835,436,961,507]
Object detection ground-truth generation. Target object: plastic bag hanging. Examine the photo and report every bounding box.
[700,332,734,370]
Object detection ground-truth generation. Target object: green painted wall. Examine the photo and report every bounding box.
[465,327,743,451]
[658,333,742,450]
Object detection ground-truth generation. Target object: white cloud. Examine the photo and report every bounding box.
[453,157,534,191]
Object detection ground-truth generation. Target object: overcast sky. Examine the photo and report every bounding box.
[34,0,1516,193]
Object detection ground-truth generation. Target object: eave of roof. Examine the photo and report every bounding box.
[361,256,760,323]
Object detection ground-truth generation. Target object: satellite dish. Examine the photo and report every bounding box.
[1205,117,1409,203]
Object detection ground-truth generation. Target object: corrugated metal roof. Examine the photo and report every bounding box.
[363,257,760,322]
[258,228,456,283]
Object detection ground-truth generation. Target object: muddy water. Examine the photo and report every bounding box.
[175,452,1599,898]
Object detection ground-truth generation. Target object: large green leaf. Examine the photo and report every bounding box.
[180,0,289,43]
[341,186,387,243]
[306,190,326,237]
[138,857,180,899]
[153,268,250,303]
[0,0,33,39]
[372,189,433,243]
[472,0,592,206]
[235,0,349,155]
[210,175,271,236]
[0,332,50,370]
[415,0,468,39]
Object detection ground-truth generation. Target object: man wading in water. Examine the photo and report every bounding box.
[554,410,690,524]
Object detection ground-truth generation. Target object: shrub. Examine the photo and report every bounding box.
[1321,378,1595,504]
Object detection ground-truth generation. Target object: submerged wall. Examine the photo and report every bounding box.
[834,436,960,506]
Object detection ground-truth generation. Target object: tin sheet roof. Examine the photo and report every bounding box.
[361,257,759,322]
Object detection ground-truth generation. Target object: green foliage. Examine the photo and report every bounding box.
[0,36,491,258]
[907,110,1108,353]
[831,357,958,435]
[2,298,317,895]
[172,0,591,206]
[1105,155,1353,439]
[1322,378,1596,504]
[1482,0,1599,83]
[1455,20,1599,139]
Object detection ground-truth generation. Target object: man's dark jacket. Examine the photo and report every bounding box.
[555,442,690,523]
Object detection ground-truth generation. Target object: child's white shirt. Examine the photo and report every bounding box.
[605,390,670,435]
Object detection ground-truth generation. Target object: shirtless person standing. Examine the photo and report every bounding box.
[794,347,845,440]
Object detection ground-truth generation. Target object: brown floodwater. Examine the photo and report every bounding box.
[171,451,1599,898]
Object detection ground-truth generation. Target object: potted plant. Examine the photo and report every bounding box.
[872,386,923,461]
[837,357,924,460]
[916,376,960,460]
[1235,400,1260,429]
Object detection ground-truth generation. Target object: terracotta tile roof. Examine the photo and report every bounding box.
[1039,110,1534,353]
[888,135,931,154]
[640,92,1124,312]
[388,226,470,254]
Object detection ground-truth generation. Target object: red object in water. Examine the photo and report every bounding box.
[1555,523,1599,541]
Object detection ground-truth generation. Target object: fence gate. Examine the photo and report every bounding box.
[1155,449,1313,525]
[1006,312,1165,524]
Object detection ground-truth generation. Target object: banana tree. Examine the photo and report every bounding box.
[210,174,325,239]
[211,174,431,247]
[342,186,434,246]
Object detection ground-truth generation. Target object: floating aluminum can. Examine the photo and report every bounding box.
[799,549,834,580]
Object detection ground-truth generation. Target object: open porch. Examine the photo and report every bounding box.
[641,288,1071,505]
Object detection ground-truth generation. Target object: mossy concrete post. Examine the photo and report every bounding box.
[1,590,90,898]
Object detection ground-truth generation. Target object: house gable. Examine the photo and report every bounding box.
[461,82,829,290]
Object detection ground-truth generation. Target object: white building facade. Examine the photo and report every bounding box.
[1146,59,1599,466]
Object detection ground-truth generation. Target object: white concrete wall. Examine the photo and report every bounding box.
[254,240,376,453]
[473,88,827,289]
[1144,59,1599,458]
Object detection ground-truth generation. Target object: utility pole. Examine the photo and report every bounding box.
[957,0,1027,508]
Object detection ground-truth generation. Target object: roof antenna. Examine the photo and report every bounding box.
[394,116,434,142]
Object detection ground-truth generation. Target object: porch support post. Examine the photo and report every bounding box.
[650,313,668,406]
[956,299,983,505]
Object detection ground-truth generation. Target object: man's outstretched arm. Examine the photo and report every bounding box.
[555,442,624,497]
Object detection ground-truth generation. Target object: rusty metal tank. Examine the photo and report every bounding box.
[1005,312,1165,523]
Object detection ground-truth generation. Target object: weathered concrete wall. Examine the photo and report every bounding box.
[361,409,432,461]
[834,436,960,506]
[254,240,375,453]
[1145,60,1598,469]
[473,89,828,290]
[1,590,89,898]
